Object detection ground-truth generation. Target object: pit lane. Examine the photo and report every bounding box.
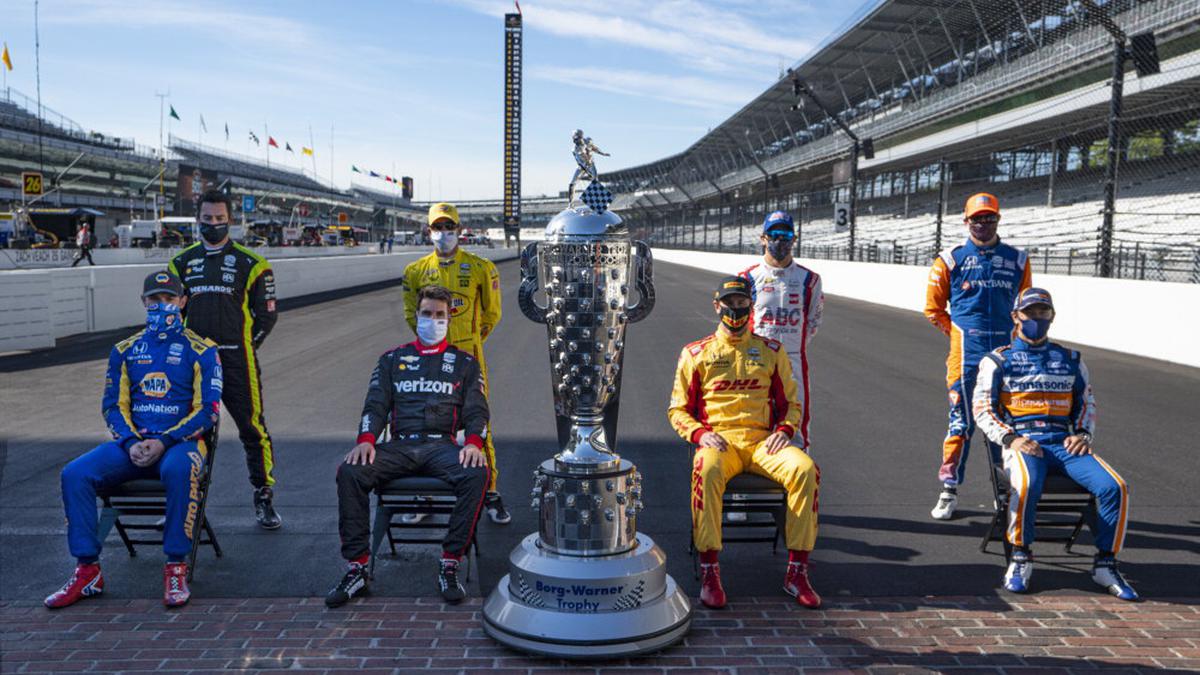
[1,257,1196,603]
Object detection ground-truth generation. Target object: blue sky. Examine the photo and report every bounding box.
[2,0,858,200]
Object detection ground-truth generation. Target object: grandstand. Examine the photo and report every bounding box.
[0,86,168,235]
[607,0,1200,283]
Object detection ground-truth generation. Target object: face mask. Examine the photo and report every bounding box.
[416,316,449,344]
[200,223,229,246]
[766,237,793,261]
[430,230,457,254]
[146,302,183,336]
[1018,317,1051,342]
[969,220,997,243]
[719,304,751,332]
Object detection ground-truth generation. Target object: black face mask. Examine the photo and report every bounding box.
[199,223,229,245]
[767,238,793,261]
[969,220,997,243]
[720,304,751,332]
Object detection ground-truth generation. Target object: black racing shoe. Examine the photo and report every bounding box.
[325,563,370,608]
[485,492,511,525]
[254,486,282,530]
[437,558,466,604]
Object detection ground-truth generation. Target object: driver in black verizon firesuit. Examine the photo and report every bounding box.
[325,284,490,607]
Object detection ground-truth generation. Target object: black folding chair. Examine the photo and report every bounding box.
[96,427,223,581]
[981,442,1095,560]
[688,472,786,578]
[369,476,479,580]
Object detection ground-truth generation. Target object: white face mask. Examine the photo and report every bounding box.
[416,316,449,344]
[430,229,457,253]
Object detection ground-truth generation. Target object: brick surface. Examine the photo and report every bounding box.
[2,596,1197,673]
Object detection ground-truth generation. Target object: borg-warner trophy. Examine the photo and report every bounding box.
[482,136,692,658]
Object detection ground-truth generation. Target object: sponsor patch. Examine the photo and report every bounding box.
[139,372,171,398]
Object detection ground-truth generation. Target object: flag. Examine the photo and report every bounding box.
[369,170,380,178]
[169,105,180,121]
[200,115,208,132]
[515,1,522,15]
[225,123,229,140]
[285,142,294,153]
[302,146,314,156]
[352,165,362,173]
[268,136,279,148]
[249,130,260,145]
[2,43,12,71]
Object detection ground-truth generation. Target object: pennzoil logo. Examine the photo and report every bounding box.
[140,372,171,398]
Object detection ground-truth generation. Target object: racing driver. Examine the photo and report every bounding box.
[169,190,281,529]
[46,271,221,609]
[925,192,1032,520]
[402,202,507,524]
[326,285,490,607]
[668,276,821,610]
[974,288,1136,600]
[737,210,823,448]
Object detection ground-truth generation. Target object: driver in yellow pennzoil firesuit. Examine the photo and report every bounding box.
[668,275,821,610]
[402,202,507,521]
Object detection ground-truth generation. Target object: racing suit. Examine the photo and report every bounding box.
[668,329,819,553]
[924,238,1031,485]
[973,338,1128,553]
[336,339,490,560]
[170,241,278,488]
[61,326,222,563]
[738,260,823,447]
[402,248,502,489]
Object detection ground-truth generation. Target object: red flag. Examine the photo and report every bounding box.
[268,136,279,148]
[386,176,393,183]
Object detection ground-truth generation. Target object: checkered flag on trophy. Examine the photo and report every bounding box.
[581,180,614,214]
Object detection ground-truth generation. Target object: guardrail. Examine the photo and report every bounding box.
[0,247,519,352]
[652,247,1200,368]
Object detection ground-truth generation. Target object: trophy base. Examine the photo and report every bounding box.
[482,533,692,659]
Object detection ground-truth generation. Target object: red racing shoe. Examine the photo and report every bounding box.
[44,563,104,609]
[164,562,191,608]
[784,562,822,608]
[699,563,727,609]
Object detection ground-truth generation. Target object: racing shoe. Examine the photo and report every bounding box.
[254,486,282,530]
[699,563,727,609]
[783,562,822,608]
[163,562,191,608]
[325,562,370,608]
[930,485,958,520]
[44,563,103,609]
[484,492,511,525]
[1092,556,1139,601]
[1003,550,1033,593]
[437,558,466,604]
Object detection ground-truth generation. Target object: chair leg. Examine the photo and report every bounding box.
[370,505,392,579]
[204,518,223,557]
[112,515,137,557]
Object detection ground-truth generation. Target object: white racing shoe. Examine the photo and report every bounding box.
[1003,550,1033,593]
[1093,557,1139,601]
[930,486,958,520]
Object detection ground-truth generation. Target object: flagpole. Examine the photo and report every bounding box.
[309,124,318,181]
[35,0,44,174]
[264,123,270,169]
[330,124,335,190]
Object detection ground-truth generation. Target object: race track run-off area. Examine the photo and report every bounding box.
[2,258,1197,672]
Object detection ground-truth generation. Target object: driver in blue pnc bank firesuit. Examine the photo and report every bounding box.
[973,287,1136,600]
[45,271,222,610]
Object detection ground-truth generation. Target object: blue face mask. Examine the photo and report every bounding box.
[1018,317,1051,342]
[146,302,183,336]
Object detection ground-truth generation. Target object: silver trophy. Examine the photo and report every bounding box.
[482,138,691,658]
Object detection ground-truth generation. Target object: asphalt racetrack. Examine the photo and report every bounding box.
[2,257,1197,604]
